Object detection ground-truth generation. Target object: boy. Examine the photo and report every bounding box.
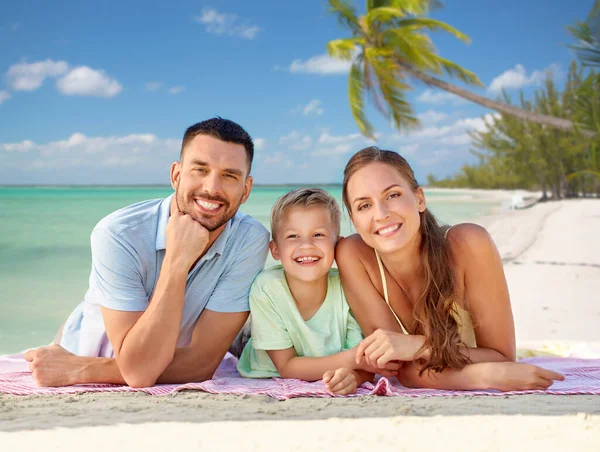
[237,188,396,395]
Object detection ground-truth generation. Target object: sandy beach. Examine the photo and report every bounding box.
[1,193,599,450]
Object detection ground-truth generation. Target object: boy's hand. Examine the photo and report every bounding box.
[323,367,359,395]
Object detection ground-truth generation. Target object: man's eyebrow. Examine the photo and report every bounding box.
[352,184,402,204]
[189,159,243,177]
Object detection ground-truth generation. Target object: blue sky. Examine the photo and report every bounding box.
[0,0,592,185]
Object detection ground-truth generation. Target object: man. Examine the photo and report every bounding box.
[24,118,269,388]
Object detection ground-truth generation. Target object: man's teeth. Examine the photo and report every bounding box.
[295,257,319,262]
[378,224,400,235]
[196,199,220,211]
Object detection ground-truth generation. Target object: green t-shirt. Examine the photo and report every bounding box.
[237,265,364,378]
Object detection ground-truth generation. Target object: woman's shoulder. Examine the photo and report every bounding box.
[336,234,376,264]
[446,223,498,261]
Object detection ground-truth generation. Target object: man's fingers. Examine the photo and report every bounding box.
[323,370,334,383]
[356,336,377,364]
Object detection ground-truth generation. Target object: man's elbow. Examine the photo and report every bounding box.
[117,355,171,388]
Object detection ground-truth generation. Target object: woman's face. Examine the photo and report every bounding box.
[346,162,426,254]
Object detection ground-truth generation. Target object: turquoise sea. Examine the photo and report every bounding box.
[0,186,502,354]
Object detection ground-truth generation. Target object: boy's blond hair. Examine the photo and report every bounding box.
[270,188,341,241]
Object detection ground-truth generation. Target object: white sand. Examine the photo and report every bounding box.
[1,194,599,449]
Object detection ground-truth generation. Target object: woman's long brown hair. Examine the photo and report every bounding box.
[342,146,470,373]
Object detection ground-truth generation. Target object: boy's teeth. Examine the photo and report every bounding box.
[196,199,220,210]
[296,257,319,262]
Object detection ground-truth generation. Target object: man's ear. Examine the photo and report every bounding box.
[241,175,253,205]
[269,240,280,261]
[170,161,181,191]
[416,187,426,213]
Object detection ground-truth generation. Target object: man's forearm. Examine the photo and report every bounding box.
[116,260,188,386]
[75,346,221,386]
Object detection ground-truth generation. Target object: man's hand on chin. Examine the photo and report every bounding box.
[24,344,85,387]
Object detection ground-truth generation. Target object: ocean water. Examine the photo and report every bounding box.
[0,186,501,354]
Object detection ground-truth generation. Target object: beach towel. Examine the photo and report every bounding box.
[1,352,600,399]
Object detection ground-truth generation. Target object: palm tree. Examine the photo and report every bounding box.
[327,0,587,138]
[568,0,600,68]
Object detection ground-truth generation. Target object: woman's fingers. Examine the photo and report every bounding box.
[355,335,378,364]
[376,349,397,369]
[540,368,565,381]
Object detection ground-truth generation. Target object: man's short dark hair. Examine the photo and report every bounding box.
[180,117,254,174]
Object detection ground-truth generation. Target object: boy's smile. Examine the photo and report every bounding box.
[270,206,337,284]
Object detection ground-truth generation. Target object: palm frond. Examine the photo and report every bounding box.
[328,0,362,34]
[385,29,438,71]
[366,0,437,15]
[431,55,482,86]
[327,38,363,60]
[390,17,470,43]
[348,61,375,138]
[364,48,417,130]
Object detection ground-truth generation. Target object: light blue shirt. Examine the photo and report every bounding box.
[60,194,269,358]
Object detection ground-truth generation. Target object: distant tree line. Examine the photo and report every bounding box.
[427,62,600,199]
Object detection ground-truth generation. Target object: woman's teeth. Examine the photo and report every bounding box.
[377,224,400,235]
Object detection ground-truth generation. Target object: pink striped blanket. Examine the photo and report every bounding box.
[1,353,599,399]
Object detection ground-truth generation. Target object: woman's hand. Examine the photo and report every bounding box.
[356,329,428,369]
[483,362,565,391]
[323,367,360,395]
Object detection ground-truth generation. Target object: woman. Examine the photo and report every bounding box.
[336,147,563,391]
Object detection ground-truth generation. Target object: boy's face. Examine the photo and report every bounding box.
[270,206,337,284]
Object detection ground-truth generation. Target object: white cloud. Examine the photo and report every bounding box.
[286,53,353,75]
[145,81,162,91]
[168,86,185,95]
[301,99,324,116]
[6,59,69,91]
[1,133,179,170]
[0,91,11,105]
[254,138,266,151]
[488,63,561,94]
[416,89,466,106]
[194,8,261,39]
[417,110,448,124]
[389,113,500,148]
[1,139,35,152]
[279,131,313,151]
[56,66,122,97]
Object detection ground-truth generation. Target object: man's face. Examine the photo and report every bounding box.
[170,134,252,232]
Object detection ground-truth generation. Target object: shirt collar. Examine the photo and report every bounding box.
[155,194,173,251]
[155,193,235,259]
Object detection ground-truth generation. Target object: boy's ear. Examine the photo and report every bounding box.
[269,240,280,261]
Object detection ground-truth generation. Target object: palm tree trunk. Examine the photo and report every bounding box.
[398,62,596,138]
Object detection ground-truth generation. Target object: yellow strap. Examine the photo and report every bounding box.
[374,250,409,335]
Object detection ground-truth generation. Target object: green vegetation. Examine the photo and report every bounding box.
[427,2,600,197]
[327,0,584,139]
